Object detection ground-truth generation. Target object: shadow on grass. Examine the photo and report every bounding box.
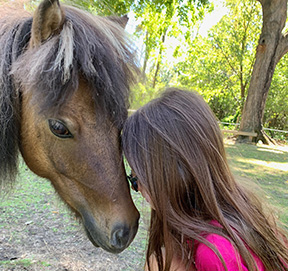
[226,141,288,163]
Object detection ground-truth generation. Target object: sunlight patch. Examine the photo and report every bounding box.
[239,158,288,172]
[257,148,284,155]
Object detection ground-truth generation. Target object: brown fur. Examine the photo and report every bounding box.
[30,0,65,47]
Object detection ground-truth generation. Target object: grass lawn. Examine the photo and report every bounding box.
[224,139,288,227]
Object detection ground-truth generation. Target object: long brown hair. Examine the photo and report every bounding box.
[122,88,288,271]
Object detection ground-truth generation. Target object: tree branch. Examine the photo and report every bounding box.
[244,53,256,91]
[275,32,288,63]
[214,38,240,80]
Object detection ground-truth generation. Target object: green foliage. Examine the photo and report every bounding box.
[130,0,286,135]
[176,0,262,122]
[26,0,133,15]
[129,83,163,109]
[133,0,211,87]
[222,111,240,124]
[63,0,134,15]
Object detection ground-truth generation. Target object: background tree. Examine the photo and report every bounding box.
[176,0,262,122]
[264,54,288,138]
[133,0,211,88]
[214,0,261,111]
[238,0,288,144]
[28,0,133,14]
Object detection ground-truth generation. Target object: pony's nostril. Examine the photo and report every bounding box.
[111,225,130,250]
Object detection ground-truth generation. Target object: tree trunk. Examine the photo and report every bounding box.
[237,0,288,144]
[141,31,150,83]
[152,29,167,88]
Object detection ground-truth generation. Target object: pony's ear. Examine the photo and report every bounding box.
[108,15,129,28]
[30,0,65,47]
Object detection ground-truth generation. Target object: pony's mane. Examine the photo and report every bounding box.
[0,6,138,187]
[13,6,138,125]
[0,16,32,189]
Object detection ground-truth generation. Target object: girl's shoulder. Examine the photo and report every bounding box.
[194,221,265,271]
[195,233,248,271]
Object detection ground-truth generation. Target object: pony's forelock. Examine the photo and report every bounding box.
[12,6,138,128]
[50,20,74,84]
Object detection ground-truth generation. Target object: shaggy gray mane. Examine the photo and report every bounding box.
[0,6,138,187]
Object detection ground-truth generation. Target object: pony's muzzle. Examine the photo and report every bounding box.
[82,210,139,253]
[110,224,133,251]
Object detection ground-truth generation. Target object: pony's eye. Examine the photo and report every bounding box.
[48,119,73,138]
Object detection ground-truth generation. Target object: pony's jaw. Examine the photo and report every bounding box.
[48,174,139,253]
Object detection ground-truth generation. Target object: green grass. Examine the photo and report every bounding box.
[0,161,79,241]
[0,258,51,268]
[0,259,33,268]
[225,140,288,226]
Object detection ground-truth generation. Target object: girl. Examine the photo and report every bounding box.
[122,88,288,271]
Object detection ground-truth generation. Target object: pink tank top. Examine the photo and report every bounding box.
[193,221,265,271]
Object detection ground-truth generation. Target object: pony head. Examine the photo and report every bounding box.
[0,0,139,253]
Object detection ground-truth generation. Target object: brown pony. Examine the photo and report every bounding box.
[0,0,139,253]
